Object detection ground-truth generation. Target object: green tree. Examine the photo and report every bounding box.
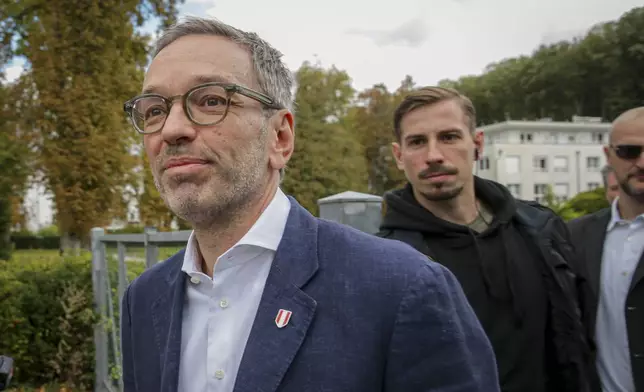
[439,7,644,124]
[541,185,582,221]
[0,82,32,259]
[2,0,183,250]
[347,76,417,196]
[542,186,609,221]
[281,61,369,214]
[565,188,609,217]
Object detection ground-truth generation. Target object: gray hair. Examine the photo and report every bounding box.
[153,16,293,180]
[153,16,294,113]
[600,165,614,188]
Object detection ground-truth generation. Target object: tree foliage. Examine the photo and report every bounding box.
[565,188,610,216]
[542,185,609,221]
[439,7,644,124]
[281,61,369,214]
[2,0,183,247]
[345,75,416,196]
[0,82,32,259]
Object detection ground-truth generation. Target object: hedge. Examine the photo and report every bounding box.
[10,236,61,250]
[0,251,145,391]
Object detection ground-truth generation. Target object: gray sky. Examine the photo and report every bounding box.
[3,0,641,91]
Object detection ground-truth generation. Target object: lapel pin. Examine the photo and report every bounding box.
[275,309,292,329]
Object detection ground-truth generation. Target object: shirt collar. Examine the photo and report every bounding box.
[607,196,644,231]
[181,188,291,275]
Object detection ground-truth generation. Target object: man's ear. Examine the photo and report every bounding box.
[268,110,295,171]
[392,142,405,170]
[473,129,484,160]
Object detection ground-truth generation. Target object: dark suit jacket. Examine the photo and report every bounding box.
[120,197,500,392]
[568,208,644,391]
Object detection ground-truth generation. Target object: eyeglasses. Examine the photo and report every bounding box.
[123,82,282,134]
[611,144,644,160]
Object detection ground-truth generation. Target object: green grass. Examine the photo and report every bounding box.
[12,245,184,265]
[14,246,184,261]
[103,244,184,261]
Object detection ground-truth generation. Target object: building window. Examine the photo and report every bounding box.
[592,132,604,143]
[506,184,521,198]
[554,183,569,202]
[479,157,490,171]
[534,183,548,203]
[533,156,548,172]
[520,133,533,143]
[553,156,569,172]
[549,132,558,143]
[588,182,600,190]
[587,156,600,171]
[505,155,521,174]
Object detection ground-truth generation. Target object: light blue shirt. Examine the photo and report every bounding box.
[596,198,644,392]
[177,188,291,392]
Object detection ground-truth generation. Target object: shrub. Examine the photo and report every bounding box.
[10,236,61,250]
[0,251,145,390]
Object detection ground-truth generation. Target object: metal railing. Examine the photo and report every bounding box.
[89,227,190,392]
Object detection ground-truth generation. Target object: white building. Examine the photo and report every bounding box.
[476,117,611,203]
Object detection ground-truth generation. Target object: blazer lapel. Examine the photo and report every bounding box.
[585,210,611,295]
[233,198,319,392]
[150,253,187,392]
[629,251,644,292]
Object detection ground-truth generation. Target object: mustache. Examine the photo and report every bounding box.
[627,168,644,178]
[156,145,216,168]
[418,164,458,179]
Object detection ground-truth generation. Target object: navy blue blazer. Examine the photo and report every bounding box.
[121,197,500,392]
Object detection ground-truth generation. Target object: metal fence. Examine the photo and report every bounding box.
[89,191,383,392]
[90,227,191,392]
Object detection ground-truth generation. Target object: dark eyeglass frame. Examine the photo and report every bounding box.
[123,82,283,134]
[610,144,644,160]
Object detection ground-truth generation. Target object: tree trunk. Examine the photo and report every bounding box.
[61,231,82,256]
[0,197,12,260]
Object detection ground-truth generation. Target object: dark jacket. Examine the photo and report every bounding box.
[378,177,597,392]
[121,196,501,392]
[568,208,644,392]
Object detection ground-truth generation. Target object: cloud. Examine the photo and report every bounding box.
[345,18,430,48]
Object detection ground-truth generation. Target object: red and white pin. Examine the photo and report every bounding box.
[275,309,292,329]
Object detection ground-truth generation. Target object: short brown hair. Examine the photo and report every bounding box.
[393,86,476,142]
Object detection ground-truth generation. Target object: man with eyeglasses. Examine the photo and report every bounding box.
[568,106,644,392]
[119,16,499,392]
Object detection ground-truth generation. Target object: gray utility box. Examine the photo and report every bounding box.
[317,191,383,234]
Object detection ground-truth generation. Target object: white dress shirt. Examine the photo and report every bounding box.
[177,188,291,392]
[596,198,644,392]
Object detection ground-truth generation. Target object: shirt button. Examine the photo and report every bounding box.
[215,369,225,379]
[190,276,201,284]
[219,299,229,308]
